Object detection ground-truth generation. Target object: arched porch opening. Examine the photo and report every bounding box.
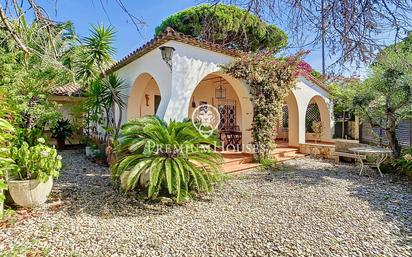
[304,95,332,143]
[127,73,161,120]
[188,72,252,151]
[275,91,300,147]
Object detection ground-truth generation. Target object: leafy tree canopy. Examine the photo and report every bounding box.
[0,16,118,144]
[155,4,287,53]
[332,36,412,156]
[0,19,77,143]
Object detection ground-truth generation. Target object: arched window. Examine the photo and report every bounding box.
[305,103,321,132]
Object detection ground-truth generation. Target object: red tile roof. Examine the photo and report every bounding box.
[53,84,84,96]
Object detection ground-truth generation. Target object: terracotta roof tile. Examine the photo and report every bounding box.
[53,84,84,96]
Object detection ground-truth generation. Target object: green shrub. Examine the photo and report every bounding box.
[111,116,223,203]
[259,158,277,171]
[0,118,16,204]
[51,119,74,142]
[395,147,412,176]
[9,138,62,182]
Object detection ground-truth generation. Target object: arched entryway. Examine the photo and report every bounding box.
[275,91,300,147]
[188,72,253,151]
[127,73,162,120]
[304,95,331,143]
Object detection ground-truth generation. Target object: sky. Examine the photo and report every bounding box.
[38,0,328,73]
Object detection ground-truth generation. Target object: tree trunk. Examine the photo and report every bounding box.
[385,115,401,158]
[104,108,110,142]
[115,104,122,139]
[0,3,30,54]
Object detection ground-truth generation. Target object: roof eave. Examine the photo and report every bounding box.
[105,27,243,74]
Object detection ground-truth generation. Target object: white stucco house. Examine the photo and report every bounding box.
[106,27,334,154]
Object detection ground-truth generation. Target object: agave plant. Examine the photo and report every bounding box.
[111,116,223,203]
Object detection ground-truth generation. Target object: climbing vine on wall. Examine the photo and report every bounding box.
[221,53,302,160]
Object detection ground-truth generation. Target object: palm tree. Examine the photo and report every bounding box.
[111,116,224,203]
[84,74,127,140]
[102,74,127,139]
[84,79,105,134]
[79,25,126,141]
[74,24,115,84]
[81,24,115,77]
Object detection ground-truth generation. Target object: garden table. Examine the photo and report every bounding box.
[349,146,393,177]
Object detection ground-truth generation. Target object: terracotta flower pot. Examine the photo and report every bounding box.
[8,177,53,207]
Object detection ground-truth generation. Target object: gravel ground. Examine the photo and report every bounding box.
[1,149,411,256]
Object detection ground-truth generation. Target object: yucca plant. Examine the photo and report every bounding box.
[101,74,127,139]
[111,116,224,203]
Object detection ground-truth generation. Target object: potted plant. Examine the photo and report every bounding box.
[51,119,73,150]
[7,138,62,207]
[83,135,103,158]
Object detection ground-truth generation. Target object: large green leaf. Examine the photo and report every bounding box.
[112,116,224,202]
[120,159,152,191]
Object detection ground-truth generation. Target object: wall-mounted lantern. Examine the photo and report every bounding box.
[145,94,150,106]
[159,46,175,70]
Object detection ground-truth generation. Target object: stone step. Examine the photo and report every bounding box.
[224,153,307,175]
[222,163,260,174]
[274,153,306,162]
[272,148,299,159]
[222,156,254,166]
[219,147,305,175]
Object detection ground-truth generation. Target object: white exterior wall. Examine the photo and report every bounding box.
[163,41,235,121]
[114,39,334,150]
[292,77,334,145]
[114,47,171,124]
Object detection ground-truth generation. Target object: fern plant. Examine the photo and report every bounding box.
[111,116,223,203]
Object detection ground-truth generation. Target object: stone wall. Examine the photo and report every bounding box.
[299,143,337,160]
[335,139,366,153]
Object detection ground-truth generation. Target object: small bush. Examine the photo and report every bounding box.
[51,119,74,142]
[9,138,62,182]
[395,147,412,178]
[111,116,223,203]
[259,158,277,171]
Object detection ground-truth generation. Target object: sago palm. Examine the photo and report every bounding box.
[111,116,224,203]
